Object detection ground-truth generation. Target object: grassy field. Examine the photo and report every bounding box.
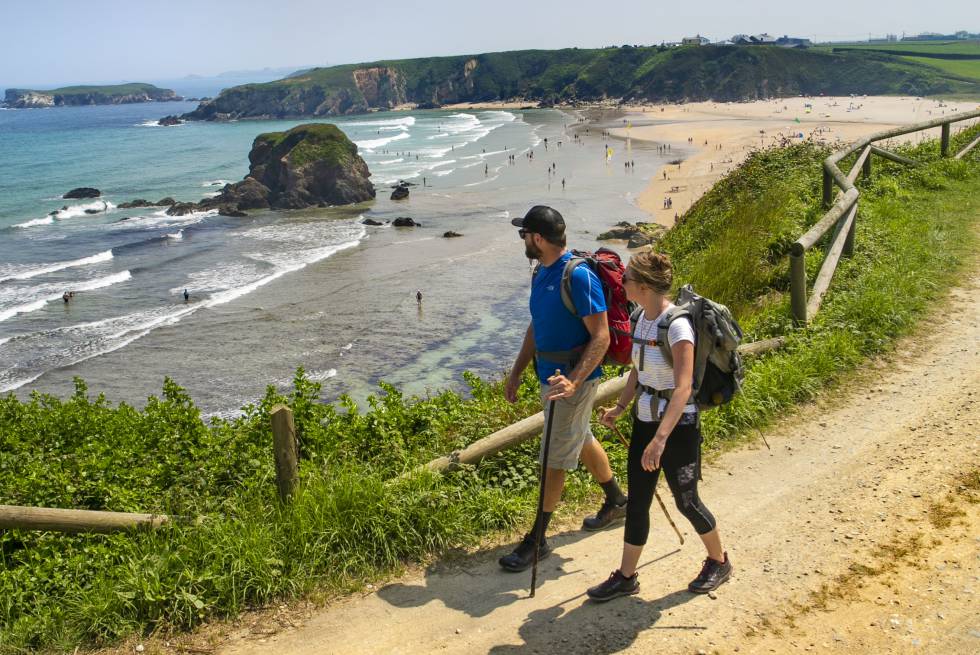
[817,41,980,84]
[899,56,980,81]
[2,125,979,653]
[827,40,980,56]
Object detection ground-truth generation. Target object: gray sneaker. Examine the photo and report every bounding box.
[587,570,640,602]
[498,534,551,573]
[688,553,732,593]
[582,498,627,531]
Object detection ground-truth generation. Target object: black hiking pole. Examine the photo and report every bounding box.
[530,374,560,598]
[609,422,684,545]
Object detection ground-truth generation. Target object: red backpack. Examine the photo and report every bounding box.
[557,248,634,366]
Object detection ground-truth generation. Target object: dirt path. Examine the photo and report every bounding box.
[202,270,980,654]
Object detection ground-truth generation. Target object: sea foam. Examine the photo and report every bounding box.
[0,249,113,283]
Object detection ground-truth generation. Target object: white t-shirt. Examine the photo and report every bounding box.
[632,304,697,423]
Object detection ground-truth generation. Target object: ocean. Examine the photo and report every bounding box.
[0,101,682,415]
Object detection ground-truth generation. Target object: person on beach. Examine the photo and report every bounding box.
[183,289,190,302]
[500,205,628,573]
[416,289,423,306]
[63,291,70,303]
[586,251,731,602]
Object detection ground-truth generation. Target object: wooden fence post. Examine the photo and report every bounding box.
[862,151,872,180]
[271,405,299,503]
[790,250,807,325]
[843,202,856,258]
[822,168,834,209]
[940,123,950,158]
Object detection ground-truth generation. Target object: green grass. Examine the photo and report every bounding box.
[2,125,979,653]
[254,124,356,168]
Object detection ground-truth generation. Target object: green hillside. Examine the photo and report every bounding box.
[183,45,979,120]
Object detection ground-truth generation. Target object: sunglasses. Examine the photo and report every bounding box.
[518,229,535,239]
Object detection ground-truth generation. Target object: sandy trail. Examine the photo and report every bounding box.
[611,96,980,226]
[202,234,980,654]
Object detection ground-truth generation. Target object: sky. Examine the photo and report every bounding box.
[0,0,975,87]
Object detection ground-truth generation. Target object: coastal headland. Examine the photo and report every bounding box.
[2,83,181,108]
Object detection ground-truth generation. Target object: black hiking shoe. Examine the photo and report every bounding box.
[688,552,732,593]
[498,534,551,573]
[587,570,640,602]
[582,497,627,531]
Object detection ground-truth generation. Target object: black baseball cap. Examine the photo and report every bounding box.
[511,205,565,238]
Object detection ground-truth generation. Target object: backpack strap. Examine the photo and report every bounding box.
[655,307,695,405]
[536,257,589,372]
[630,306,661,372]
[558,257,588,317]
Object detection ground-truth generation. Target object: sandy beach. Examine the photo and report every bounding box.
[609,96,980,226]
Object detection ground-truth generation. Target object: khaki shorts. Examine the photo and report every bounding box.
[538,378,600,470]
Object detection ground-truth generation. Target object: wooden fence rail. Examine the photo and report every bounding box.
[417,337,786,475]
[0,505,172,533]
[794,108,980,325]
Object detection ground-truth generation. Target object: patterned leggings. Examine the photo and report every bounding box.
[625,416,717,546]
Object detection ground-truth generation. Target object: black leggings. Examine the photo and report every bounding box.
[625,416,717,546]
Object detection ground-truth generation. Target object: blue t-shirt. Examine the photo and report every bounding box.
[530,251,607,384]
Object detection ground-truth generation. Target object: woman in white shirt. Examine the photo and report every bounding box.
[586,250,732,601]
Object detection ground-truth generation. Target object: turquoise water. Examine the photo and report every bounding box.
[0,101,680,413]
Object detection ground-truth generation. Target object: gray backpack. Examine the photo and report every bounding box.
[630,284,745,410]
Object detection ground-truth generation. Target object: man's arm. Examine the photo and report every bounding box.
[568,311,609,388]
[505,323,535,403]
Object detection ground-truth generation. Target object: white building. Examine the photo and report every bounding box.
[682,35,711,46]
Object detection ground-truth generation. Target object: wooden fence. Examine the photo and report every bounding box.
[791,108,980,325]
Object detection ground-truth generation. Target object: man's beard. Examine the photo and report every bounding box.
[524,241,543,260]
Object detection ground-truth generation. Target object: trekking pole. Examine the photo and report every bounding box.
[608,421,684,546]
[530,372,560,598]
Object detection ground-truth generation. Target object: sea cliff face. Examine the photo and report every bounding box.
[182,58,488,121]
[3,84,181,108]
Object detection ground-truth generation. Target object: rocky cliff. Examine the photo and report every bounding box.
[3,83,181,108]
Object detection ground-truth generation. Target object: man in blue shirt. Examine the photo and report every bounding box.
[500,205,628,573]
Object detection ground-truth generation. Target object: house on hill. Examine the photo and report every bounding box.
[732,33,811,48]
[682,35,711,46]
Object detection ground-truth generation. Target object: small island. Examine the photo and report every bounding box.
[3,83,181,108]
[166,123,375,215]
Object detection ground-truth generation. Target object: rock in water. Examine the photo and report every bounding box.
[158,115,183,126]
[218,206,248,218]
[361,218,384,226]
[443,231,462,238]
[213,124,374,210]
[63,187,101,199]
[390,185,409,201]
[627,232,653,248]
[167,202,200,216]
[392,217,418,227]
